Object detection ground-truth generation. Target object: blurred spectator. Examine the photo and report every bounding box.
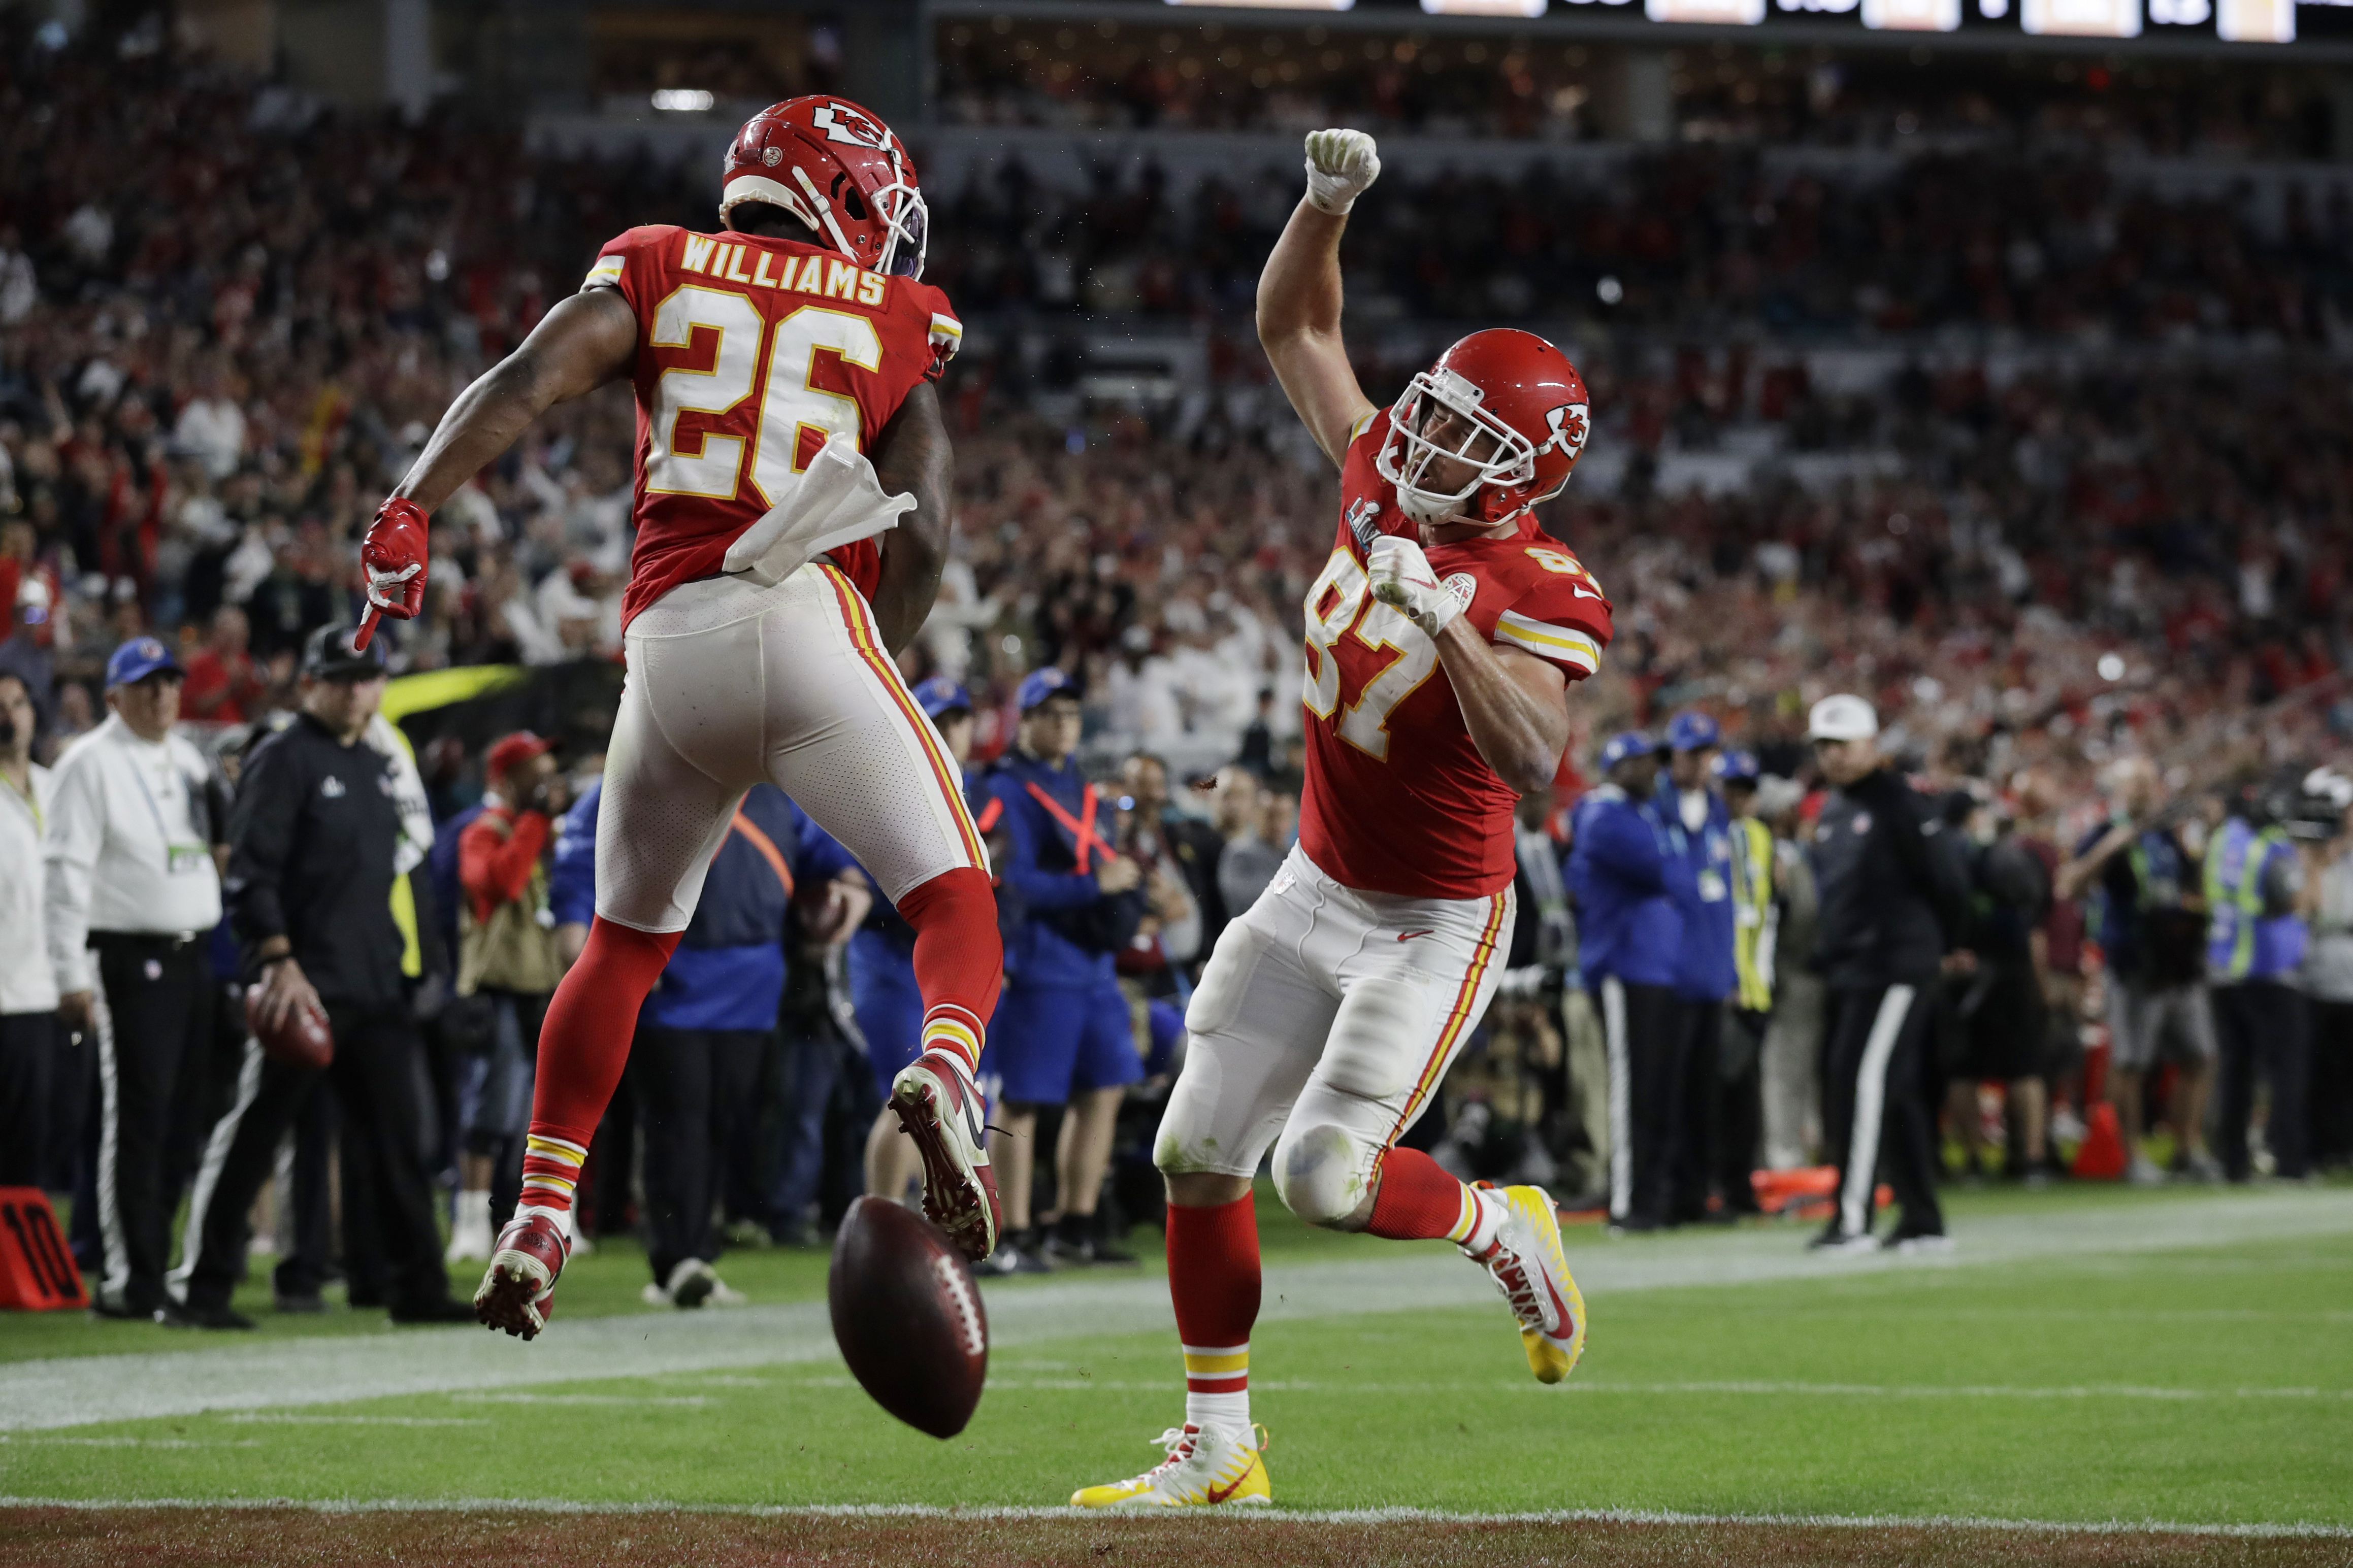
[1568,731,1689,1232]
[0,669,58,1187]
[2304,788,2353,1172]
[2204,778,2312,1183]
[174,627,472,1327]
[1116,752,1216,980]
[1944,793,2056,1182]
[1757,775,1820,1172]
[983,669,1146,1273]
[2058,758,2220,1184]
[1659,709,1735,1223]
[43,637,224,1320]
[1714,749,1772,1214]
[179,607,262,724]
[443,731,569,1266]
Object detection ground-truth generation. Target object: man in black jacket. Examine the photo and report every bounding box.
[168,626,472,1327]
[1805,695,1968,1253]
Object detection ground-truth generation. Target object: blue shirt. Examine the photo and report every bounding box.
[2204,816,2307,983]
[1658,781,1738,1003]
[550,782,853,1030]
[1567,784,1692,989]
[988,749,1121,989]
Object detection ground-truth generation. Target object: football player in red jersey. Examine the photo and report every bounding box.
[352,98,1004,1337]
[1073,129,1607,1509]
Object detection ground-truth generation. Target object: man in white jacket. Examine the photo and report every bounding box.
[0,670,59,1189]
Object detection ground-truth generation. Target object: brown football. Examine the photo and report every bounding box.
[828,1195,988,1439]
[245,988,334,1071]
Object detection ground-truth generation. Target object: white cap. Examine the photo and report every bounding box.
[1808,693,1879,743]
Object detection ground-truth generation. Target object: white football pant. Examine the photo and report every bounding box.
[1157,846,1514,1226]
[596,563,987,932]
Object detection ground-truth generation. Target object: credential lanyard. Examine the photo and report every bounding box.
[126,748,203,875]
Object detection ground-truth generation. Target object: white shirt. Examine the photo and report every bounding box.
[43,715,223,994]
[0,761,58,1013]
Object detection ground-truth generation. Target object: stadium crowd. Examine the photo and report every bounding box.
[1,29,2349,1319]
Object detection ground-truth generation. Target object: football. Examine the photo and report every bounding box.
[244,988,334,1072]
[827,1195,989,1439]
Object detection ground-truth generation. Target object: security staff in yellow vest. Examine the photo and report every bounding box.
[2205,773,2315,1183]
[1713,749,1775,1215]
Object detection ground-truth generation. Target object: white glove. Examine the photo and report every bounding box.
[1368,535,1460,640]
[1303,128,1381,217]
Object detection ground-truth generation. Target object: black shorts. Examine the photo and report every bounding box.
[1959,962,2048,1082]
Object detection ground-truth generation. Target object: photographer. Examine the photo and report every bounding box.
[2057,758,2219,1183]
[2204,770,2316,1183]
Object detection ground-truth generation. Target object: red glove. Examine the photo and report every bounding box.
[353,496,430,651]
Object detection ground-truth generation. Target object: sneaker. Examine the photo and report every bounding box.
[663,1257,718,1310]
[888,1048,1002,1263]
[977,1230,1053,1276]
[706,1276,748,1306]
[1464,1185,1586,1385]
[2183,1150,2225,1184]
[1048,1218,1140,1267]
[156,1299,255,1331]
[2127,1153,2167,1187]
[1885,1231,1956,1256]
[444,1194,493,1265]
[1071,1423,1271,1509]
[1808,1227,1879,1253]
[474,1210,570,1340]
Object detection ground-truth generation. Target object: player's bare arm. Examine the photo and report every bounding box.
[1430,628,1570,796]
[866,381,955,653]
[394,289,640,514]
[1256,130,1382,466]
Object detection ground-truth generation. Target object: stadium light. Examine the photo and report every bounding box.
[1646,0,1766,22]
[1164,0,1356,9]
[2021,0,2140,36]
[1421,0,1547,15]
[1863,0,1960,28]
[651,89,716,112]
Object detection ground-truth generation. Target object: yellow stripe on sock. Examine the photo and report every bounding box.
[1182,1349,1251,1376]
[526,1134,587,1165]
[1446,1186,1481,1246]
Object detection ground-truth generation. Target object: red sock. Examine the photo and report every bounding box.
[896,866,1002,1075]
[1365,1146,1481,1243]
[1168,1194,1259,1430]
[519,917,679,1215]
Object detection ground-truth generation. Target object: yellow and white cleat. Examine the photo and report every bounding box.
[1070,1423,1271,1509]
[1467,1184,1587,1384]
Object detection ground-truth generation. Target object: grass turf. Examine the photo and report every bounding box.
[4,1511,2349,1568]
[3,1188,2348,1532]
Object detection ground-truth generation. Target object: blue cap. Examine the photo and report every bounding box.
[1598,730,1656,771]
[1017,666,1077,713]
[911,676,972,721]
[105,636,182,688]
[1665,710,1720,753]
[1712,748,1760,784]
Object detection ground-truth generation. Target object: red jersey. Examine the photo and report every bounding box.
[1297,408,1614,900]
[581,225,962,627]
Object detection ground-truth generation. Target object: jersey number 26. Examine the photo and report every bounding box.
[646,286,879,504]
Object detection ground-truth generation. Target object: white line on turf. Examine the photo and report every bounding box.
[779,1374,2353,1402]
[0,1496,2345,1539]
[222,1415,490,1427]
[4,1188,2347,1433]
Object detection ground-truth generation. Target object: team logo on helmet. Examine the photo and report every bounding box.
[812,102,889,150]
[1542,403,1590,461]
[761,146,782,166]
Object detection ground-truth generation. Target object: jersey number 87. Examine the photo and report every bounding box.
[647,286,881,504]
[1301,549,1437,761]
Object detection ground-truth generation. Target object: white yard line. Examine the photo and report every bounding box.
[773,1373,2353,1401]
[0,1496,2346,1539]
[3,1188,2347,1433]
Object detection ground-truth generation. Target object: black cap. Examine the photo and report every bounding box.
[301,623,386,681]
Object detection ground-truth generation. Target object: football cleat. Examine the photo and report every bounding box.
[474,1209,569,1340]
[1466,1184,1587,1385]
[888,1048,1001,1263]
[1071,1424,1270,1509]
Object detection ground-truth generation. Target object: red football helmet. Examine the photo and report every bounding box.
[720,96,928,279]
[1376,329,1591,527]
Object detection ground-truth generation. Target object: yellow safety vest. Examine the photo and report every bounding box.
[1729,815,1776,1013]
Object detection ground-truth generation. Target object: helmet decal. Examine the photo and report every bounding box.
[1542,403,1590,461]
[811,102,891,149]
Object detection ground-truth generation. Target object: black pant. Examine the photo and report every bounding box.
[89,935,215,1313]
[631,1025,766,1282]
[272,1075,342,1303]
[0,1012,60,1189]
[1596,977,1684,1229]
[178,1003,450,1313]
[1668,998,1722,1223]
[1821,981,1943,1240]
[2213,980,2312,1181]
[1717,1006,1768,1212]
[2312,999,2353,1172]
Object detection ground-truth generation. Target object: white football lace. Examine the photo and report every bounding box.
[1486,1240,1552,1333]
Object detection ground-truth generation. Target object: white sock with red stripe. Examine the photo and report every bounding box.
[1182,1344,1250,1433]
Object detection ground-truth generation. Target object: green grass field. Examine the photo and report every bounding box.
[3,1183,2349,1565]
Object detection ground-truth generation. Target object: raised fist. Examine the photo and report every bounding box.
[353,496,430,651]
[1303,128,1381,217]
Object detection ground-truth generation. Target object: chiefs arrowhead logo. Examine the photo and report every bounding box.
[812,102,890,150]
[1541,403,1590,461]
